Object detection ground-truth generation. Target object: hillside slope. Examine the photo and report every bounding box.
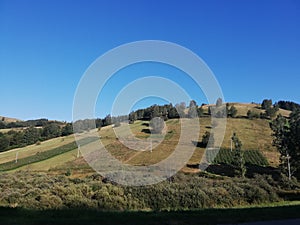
[0,103,289,176]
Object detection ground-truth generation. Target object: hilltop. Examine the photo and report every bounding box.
[0,116,20,123]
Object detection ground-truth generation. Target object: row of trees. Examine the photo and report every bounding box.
[247,99,279,120]
[277,100,300,111]
[0,118,64,129]
[0,123,73,152]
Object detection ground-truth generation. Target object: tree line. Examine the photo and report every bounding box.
[0,123,73,152]
[0,118,63,129]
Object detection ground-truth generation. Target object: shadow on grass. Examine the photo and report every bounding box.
[187,163,281,179]
[191,140,205,148]
[0,205,300,225]
[141,128,150,134]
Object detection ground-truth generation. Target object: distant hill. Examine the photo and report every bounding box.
[0,116,21,123]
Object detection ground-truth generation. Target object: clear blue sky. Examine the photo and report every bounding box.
[0,0,299,121]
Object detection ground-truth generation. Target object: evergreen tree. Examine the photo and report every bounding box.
[216,98,223,107]
[201,131,214,148]
[271,111,300,179]
[262,99,272,110]
[188,100,198,118]
[228,105,238,118]
[231,133,246,177]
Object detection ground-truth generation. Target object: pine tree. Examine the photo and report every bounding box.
[231,133,246,177]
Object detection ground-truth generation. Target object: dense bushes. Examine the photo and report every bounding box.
[1,171,297,211]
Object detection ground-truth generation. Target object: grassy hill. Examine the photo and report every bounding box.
[0,103,291,176]
[0,116,20,123]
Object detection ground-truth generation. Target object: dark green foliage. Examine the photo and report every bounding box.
[231,133,246,177]
[128,111,137,123]
[3,118,62,129]
[0,172,288,211]
[261,99,279,119]
[0,133,10,151]
[206,149,269,166]
[262,99,273,110]
[271,111,300,179]
[228,105,238,118]
[0,122,74,152]
[0,121,6,129]
[247,110,259,119]
[197,106,204,117]
[23,127,40,145]
[168,107,179,119]
[201,131,214,148]
[61,123,73,136]
[278,100,300,111]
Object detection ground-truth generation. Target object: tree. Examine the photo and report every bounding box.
[103,115,112,126]
[188,100,198,118]
[150,105,160,119]
[23,127,41,145]
[228,105,238,118]
[207,106,211,115]
[61,123,73,136]
[0,134,10,152]
[201,131,214,148]
[278,101,300,111]
[262,99,273,110]
[95,118,102,128]
[216,98,223,107]
[270,111,300,179]
[231,133,246,177]
[247,110,254,119]
[247,110,259,119]
[149,117,165,134]
[265,106,278,118]
[128,112,137,123]
[168,107,179,119]
[197,107,204,117]
[0,121,6,129]
[175,102,186,118]
[41,124,61,139]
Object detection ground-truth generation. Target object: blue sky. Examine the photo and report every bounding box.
[0,0,299,121]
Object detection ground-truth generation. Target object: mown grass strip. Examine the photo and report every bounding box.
[0,137,98,171]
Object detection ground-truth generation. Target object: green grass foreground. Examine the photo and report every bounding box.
[0,203,300,225]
